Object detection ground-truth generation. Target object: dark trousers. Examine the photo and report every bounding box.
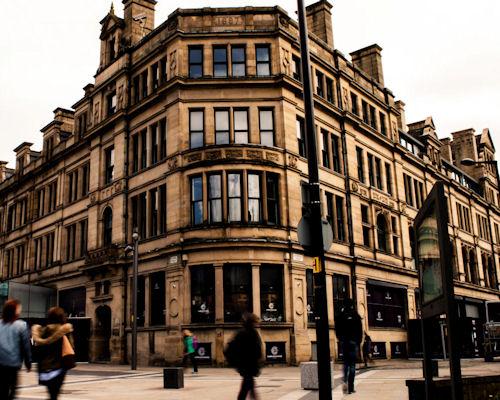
[238,375,257,400]
[342,340,359,393]
[45,371,66,400]
[0,365,18,400]
[182,353,198,372]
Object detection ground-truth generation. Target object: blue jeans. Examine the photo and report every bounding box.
[342,341,358,393]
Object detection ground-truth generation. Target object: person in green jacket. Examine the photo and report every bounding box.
[182,330,198,374]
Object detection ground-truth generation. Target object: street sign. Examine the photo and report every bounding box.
[297,215,333,254]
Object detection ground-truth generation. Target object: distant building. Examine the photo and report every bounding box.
[1,0,498,365]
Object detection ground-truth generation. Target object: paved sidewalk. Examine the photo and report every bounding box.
[14,359,500,400]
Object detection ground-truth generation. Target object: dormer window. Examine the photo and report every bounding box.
[107,91,116,116]
[109,37,116,61]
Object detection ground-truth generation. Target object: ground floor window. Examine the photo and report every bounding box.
[136,275,145,327]
[224,264,252,322]
[260,264,284,322]
[150,271,165,326]
[332,274,349,318]
[367,282,407,329]
[306,269,315,323]
[191,265,215,323]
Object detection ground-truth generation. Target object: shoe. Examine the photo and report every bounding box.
[348,390,356,394]
[342,383,347,394]
[192,371,198,374]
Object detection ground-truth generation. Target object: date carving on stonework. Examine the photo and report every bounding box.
[226,149,243,158]
[247,150,263,159]
[281,47,290,75]
[287,154,298,168]
[186,153,202,163]
[169,50,177,76]
[266,152,279,162]
[206,150,222,160]
[214,16,242,26]
[168,157,178,170]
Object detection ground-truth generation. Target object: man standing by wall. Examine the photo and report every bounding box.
[335,298,362,394]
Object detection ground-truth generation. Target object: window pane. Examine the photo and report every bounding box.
[192,177,202,201]
[232,64,245,77]
[189,65,202,78]
[228,174,241,197]
[248,174,260,198]
[191,132,203,148]
[214,48,227,62]
[234,111,248,130]
[235,131,248,144]
[216,132,229,144]
[215,110,229,130]
[261,131,273,147]
[256,46,269,61]
[191,266,215,323]
[190,111,204,131]
[209,175,221,198]
[229,199,241,222]
[248,199,260,222]
[224,264,252,322]
[260,265,284,322]
[190,48,202,63]
[257,63,270,76]
[259,110,273,130]
[210,199,222,222]
[232,47,245,62]
[150,271,165,326]
[214,64,227,77]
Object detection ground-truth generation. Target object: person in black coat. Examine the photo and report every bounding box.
[225,313,262,400]
[335,298,362,394]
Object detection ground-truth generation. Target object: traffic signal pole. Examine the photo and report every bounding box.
[297,1,332,398]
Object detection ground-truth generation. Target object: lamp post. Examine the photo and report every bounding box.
[131,228,139,370]
[296,0,332,398]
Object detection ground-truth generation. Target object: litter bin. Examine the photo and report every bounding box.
[163,367,184,389]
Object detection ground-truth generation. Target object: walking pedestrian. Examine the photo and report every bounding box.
[362,333,373,368]
[335,298,362,395]
[224,313,263,400]
[32,307,74,400]
[182,330,198,374]
[0,299,32,400]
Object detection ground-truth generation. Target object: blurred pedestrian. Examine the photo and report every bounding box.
[0,299,32,400]
[335,299,362,395]
[362,333,372,368]
[182,330,198,374]
[32,307,74,400]
[225,313,262,400]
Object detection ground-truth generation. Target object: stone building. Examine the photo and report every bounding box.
[1,0,499,365]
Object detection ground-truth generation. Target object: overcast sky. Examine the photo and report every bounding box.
[1,0,498,168]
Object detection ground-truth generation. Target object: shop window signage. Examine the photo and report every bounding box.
[194,342,212,364]
[265,342,286,363]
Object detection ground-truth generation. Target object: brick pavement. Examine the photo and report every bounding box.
[14,359,500,400]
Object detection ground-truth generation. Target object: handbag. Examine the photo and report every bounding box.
[61,335,76,370]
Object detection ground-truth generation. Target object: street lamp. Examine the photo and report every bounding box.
[130,228,139,370]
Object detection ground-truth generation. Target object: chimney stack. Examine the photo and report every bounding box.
[350,44,385,87]
[306,0,334,48]
[123,0,157,46]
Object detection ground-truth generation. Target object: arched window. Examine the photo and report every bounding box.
[376,214,388,252]
[103,207,113,246]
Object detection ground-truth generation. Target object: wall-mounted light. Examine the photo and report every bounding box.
[182,254,188,262]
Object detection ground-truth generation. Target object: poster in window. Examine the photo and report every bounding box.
[265,342,286,363]
[371,342,387,359]
[194,342,212,364]
[417,206,443,305]
[390,342,407,358]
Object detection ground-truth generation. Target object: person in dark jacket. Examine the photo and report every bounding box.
[0,299,32,400]
[335,298,362,394]
[225,313,262,400]
[362,333,373,368]
[32,307,74,400]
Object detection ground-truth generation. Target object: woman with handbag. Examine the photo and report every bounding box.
[32,307,75,400]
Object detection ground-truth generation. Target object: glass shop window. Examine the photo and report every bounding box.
[260,264,284,323]
[150,271,166,326]
[367,283,407,329]
[190,265,215,323]
[224,264,252,322]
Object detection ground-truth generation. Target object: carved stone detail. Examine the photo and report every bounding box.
[226,149,243,158]
[206,150,222,160]
[247,150,263,159]
[287,154,298,169]
[266,152,279,162]
[186,153,202,163]
[281,47,290,75]
[169,50,177,76]
[168,157,178,171]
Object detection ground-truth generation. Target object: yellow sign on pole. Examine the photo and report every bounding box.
[313,257,322,273]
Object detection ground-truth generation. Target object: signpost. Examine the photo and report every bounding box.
[414,181,463,400]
